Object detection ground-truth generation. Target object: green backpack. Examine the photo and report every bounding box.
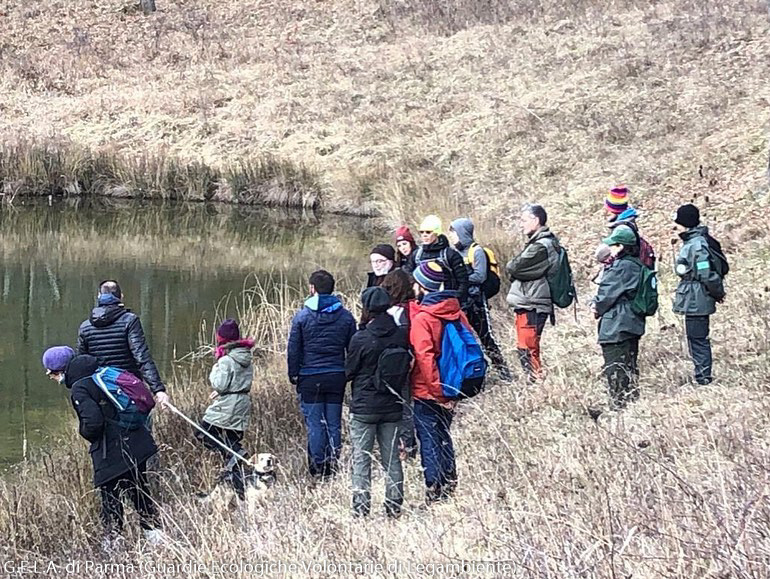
[545,243,577,309]
[626,256,658,317]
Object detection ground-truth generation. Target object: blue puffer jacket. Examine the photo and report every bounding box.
[287,294,357,379]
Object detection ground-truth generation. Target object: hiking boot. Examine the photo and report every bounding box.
[384,503,402,519]
[425,485,445,505]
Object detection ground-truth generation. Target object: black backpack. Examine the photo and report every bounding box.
[373,346,413,395]
[704,233,730,278]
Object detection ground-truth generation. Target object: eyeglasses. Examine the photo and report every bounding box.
[370,258,390,265]
[419,230,434,234]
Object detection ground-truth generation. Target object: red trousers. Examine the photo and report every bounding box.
[515,310,548,380]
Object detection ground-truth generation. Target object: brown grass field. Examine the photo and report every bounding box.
[0,0,769,577]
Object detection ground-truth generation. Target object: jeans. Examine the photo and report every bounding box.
[298,390,343,478]
[100,461,158,535]
[465,298,512,380]
[413,399,456,494]
[685,315,713,385]
[350,416,403,516]
[601,338,640,410]
[515,310,549,381]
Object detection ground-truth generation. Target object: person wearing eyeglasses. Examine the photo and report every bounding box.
[366,244,397,288]
[402,215,469,305]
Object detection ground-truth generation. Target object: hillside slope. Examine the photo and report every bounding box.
[1,1,769,577]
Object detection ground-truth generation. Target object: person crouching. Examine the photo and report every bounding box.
[42,346,164,548]
[197,319,255,501]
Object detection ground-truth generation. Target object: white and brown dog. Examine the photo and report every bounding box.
[199,453,278,511]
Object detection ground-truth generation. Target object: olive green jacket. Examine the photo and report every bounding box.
[505,227,560,314]
[593,256,646,344]
[202,345,253,431]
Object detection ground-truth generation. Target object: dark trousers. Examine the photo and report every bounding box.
[465,298,511,380]
[196,421,247,499]
[601,338,640,410]
[413,399,456,495]
[686,315,713,385]
[100,461,158,535]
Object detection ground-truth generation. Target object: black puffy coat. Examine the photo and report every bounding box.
[66,354,158,487]
[77,304,165,393]
[403,235,469,304]
[345,314,410,423]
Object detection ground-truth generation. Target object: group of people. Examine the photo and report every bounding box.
[38,187,729,543]
[41,281,258,548]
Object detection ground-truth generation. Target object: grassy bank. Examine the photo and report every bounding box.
[1,1,768,220]
[0,274,769,577]
[0,143,324,210]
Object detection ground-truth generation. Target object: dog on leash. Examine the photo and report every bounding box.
[198,453,278,510]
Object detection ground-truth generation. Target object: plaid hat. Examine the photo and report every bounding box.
[602,225,637,247]
[370,244,396,262]
[394,226,415,245]
[216,319,240,343]
[413,261,445,292]
[361,286,391,314]
[605,185,629,215]
[42,346,75,373]
[419,215,442,235]
[674,204,700,228]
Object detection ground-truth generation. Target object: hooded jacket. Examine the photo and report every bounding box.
[345,313,410,422]
[66,354,158,487]
[403,234,469,304]
[203,344,254,431]
[287,294,357,379]
[673,226,724,316]
[505,227,560,314]
[409,290,473,404]
[77,298,165,394]
[592,255,646,344]
[450,218,488,303]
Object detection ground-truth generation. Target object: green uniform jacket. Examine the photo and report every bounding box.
[673,226,724,316]
[203,345,253,432]
[505,227,561,314]
[593,256,646,344]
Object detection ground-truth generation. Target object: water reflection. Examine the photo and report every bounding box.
[0,199,377,468]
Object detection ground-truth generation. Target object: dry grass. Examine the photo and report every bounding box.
[1,0,770,576]
[0,273,769,577]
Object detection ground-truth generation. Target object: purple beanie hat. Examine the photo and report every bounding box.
[413,260,446,292]
[216,319,241,343]
[42,346,75,373]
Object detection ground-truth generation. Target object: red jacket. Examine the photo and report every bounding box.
[409,291,473,404]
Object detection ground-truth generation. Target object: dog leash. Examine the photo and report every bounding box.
[165,402,255,468]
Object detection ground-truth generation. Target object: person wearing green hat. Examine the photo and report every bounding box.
[591,225,647,410]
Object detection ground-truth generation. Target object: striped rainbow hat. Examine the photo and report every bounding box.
[605,185,629,215]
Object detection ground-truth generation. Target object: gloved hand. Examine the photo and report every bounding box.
[289,375,298,386]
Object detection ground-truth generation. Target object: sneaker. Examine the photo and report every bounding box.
[143,528,167,547]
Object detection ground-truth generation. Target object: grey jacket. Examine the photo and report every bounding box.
[450,218,487,302]
[673,226,723,316]
[505,227,560,314]
[203,345,253,431]
[593,256,646,344]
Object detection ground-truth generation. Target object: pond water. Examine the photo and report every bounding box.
[0,199,377,469]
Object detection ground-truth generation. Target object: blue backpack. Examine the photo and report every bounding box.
[437,320,487,399]
[93,367,156,430]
